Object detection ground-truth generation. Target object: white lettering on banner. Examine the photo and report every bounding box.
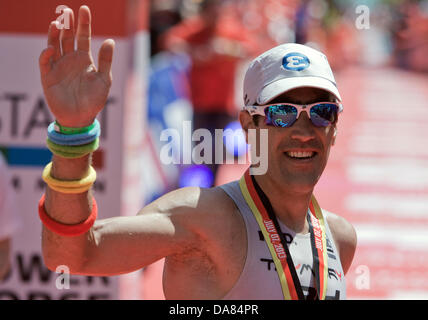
[270,233,280,242]
[273,244,286,259]
[315,238,323,251]
[263,220,275,233]
[262,220,287,259]
[310,215,324,252]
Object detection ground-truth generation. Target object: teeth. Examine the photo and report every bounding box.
[287,151,314,158]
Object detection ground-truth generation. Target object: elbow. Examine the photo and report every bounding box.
[41,235,90,275]
[42,251,84,274]
[43,260,59,273]
[43,253,92,276]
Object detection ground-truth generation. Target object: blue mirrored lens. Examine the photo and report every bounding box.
[265,105,297,128]
[310,104,338,127]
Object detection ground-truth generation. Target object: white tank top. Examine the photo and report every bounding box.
[220,180,346,300]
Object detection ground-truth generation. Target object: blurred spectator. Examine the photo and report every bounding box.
[0,153,21,281]
[235,0,298,50]
[150,0,183,56]
[159,0,258,182]
[295,0,311,44]
[296,0,360,70]
[391,0,428,72]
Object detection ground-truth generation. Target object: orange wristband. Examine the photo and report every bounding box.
[38,194,97,237]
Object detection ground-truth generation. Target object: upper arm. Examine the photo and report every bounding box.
[325,211,357,275]
[75,187,222,276]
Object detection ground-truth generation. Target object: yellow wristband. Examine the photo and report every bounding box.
[42,162,96,194]
[47,183,94,194]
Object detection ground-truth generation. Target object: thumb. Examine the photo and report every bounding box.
[97,39,115,82]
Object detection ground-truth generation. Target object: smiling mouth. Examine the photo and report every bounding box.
[285,151,317,160]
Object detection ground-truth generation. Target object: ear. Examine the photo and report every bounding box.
[239,110,256,144]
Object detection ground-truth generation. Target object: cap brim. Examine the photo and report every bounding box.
[258,76,342,104]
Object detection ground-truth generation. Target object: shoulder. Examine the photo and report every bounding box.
[323,210,357,275]
[141,185,236,215]
[139,185,239,234]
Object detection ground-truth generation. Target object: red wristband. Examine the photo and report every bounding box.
[38,194,97,237]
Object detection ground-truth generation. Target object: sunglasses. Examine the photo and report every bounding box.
[244,102,342,128]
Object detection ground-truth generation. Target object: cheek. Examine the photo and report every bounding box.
[267,129,285,153]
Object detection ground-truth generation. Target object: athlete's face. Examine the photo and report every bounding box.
[241,87,338,194]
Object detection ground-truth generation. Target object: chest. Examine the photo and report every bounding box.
[223,212,347,300]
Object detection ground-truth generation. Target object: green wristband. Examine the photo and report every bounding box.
[54,120,96,135]
[46,137,99,159]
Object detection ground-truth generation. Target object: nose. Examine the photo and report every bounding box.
[290,111,315,142]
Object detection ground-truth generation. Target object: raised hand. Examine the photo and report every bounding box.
[39,5,114,127]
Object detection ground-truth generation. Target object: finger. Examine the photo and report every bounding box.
[76,5,91,52]
[39,46,55,76]
[98,39,115,81]
[60,8,75,55]
[47,21,61,62]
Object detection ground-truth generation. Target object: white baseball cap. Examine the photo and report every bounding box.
[243,43,342,106]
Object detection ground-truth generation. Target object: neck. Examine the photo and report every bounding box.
[253,174,313,234]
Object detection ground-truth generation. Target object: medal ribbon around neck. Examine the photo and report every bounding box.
[239,169,328,300]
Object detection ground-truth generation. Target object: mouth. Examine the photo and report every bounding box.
[284,150,318,161]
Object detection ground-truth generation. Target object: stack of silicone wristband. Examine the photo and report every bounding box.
[39,119,100,237]
[47,119,100,158]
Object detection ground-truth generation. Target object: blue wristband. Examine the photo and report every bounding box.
[47,119,100,146]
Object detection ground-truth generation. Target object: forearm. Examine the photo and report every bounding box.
[42,154,95,272]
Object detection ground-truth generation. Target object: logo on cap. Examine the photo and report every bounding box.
[282,52,310,71]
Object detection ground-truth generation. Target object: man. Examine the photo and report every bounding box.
[39,6,356,300]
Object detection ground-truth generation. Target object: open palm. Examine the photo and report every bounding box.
[39,6,114,128]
